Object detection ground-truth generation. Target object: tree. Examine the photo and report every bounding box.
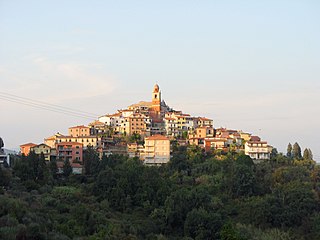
[0,166,11,188]
[308,148,313,160]
[49,158,58,179]
[184,208,223,239]
[286,143,292,158]
[37,152,48,183]
[303,148,311,160]
[93,167,116,198]
[83,146,100,175]
[292,142,302,160]
[63,159,72,177]
[270,148,278,160]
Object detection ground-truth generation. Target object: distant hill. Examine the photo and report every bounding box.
[3,148,18,154]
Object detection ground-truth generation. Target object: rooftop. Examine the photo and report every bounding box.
[20,143,37,147]
[146,134,169,140]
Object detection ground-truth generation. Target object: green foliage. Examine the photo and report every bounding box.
[303,148,314,161]
[49,158,58,179]
[3,148,320,239]
[63,159,72,177]
[286,143,292,158]
[292,142,302,160]
[0,166,11,188]
[83,146,100,175]
[184,208,222,239]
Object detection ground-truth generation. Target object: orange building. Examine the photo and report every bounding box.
[128,113,148,136]
[20,143,37,156]
[68,125,90,137]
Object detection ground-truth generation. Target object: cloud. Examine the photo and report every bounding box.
[25,57,117,102]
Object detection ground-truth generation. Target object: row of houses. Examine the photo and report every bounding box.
[187,127,272,160]
[19,84,272,174]
[20,123,172,173]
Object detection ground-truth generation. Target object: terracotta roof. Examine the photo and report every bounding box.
[89,120,104,126]
[44,136,56,140]
[20,143,37,147]
[56,142,83,146]
[250,136,261,141]
[247,141,267,144]
[57,136,97,139]
[69,125,89,129]
[119,109,134,112]
[146,135,169,140]
[198,117,212,121]
[128,101,152,108]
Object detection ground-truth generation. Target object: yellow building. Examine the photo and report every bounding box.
[197,117,214,127]
[44,133,65,148]
[30,143,51,161]
[45,133,100,149]
[240,132,252,142]
[189,126,214,139]
[127,143,145,158]
[144,135,170,165]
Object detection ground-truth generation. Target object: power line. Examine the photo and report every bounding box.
[0,91,99,116]
[0,95,94,120]
[0,92,100,120]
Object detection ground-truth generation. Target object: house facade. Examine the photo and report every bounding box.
[245,141,271,160]
[30,143,51,161]
[144,135,170,165]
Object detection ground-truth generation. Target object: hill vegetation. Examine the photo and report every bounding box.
[0,146,319,239]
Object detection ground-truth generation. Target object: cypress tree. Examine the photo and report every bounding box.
[303,148,310,160]
[292,142,302,160]
[308,148,313,160]
[287,143,292,158]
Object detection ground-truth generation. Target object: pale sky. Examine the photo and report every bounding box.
[1,1,319,161]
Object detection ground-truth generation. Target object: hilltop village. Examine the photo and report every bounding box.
[20,84,272,173]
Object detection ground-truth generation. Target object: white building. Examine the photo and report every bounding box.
[245,141,271,160]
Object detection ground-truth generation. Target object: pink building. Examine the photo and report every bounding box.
[56,142,83,163]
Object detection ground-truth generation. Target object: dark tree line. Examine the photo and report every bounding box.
[0,145,319,239]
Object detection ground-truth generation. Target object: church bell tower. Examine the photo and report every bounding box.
[152,84,161,112]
